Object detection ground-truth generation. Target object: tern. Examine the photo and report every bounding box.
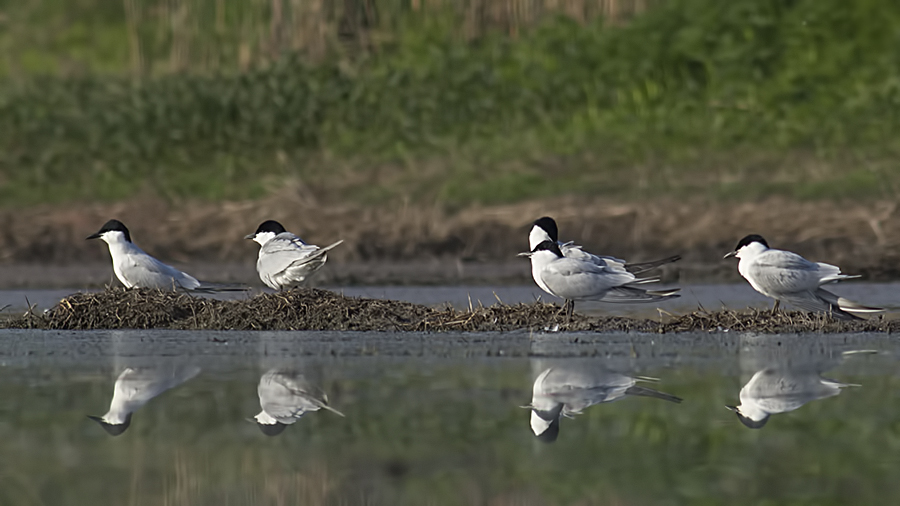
[253,370,344,436]
[524,365,682,442]
[88,365,200,436]
[724,234,883,320]
[522,239,680,316]
[524,216,681,278]
[727,366,858,429]
[87,219,245,291]
[245,220,343,290]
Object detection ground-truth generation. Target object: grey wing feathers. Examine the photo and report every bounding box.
[260,236,341,275]
[749,251,826,293]
[126,254,200,289]
[779,289,862,320]
[595,286,681,303]
[623,385,683,403]
[625,255,682,275]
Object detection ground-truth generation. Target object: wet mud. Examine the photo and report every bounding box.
[4,287,896,334]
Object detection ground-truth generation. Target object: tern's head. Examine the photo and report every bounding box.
[86,219,132,244]
[529,217,559,249]
[726,405,769,429]
[256,421,288,436]
[529,405,563,443]
[245,220,287,246]
[529,239,564,260]
[724,234,769,260]
[87,413,132,436]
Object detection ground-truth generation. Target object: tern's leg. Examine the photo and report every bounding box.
[771,300,780,315]
[566,300,575,318]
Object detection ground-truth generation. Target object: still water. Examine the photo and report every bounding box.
[1,329,898,505]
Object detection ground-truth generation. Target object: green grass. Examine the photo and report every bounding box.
[2,0,900,207]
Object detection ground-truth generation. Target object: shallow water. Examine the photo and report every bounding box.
[2,281,899,320]
[1,329,899,505]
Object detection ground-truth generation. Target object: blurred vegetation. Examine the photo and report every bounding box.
[1,0,899,207]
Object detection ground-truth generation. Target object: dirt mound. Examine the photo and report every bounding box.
[4,288,897,334]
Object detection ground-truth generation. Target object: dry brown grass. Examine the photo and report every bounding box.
[5,287,897,334]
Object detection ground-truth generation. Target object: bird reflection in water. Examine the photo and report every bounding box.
[727,350,872,429]
[253,369,345,436]
[88,364,201,436]
[524,364,682,443]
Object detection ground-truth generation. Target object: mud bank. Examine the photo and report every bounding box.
[4,288,896,334]
[2,197,900,285]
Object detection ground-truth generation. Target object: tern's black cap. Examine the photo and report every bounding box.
[726,406,769,429]
[87,414,132,436]
[86,219,131,242]
[533,217,559,242]
[257,422,288,436]
[534,417,560,443]
[531,239,564,258]
[252,220,287,236]
[734,234,768,251]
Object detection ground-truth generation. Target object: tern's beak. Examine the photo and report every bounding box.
[86,232,102,240]
[725,405,738,412]
[723,251,737,259]
[243,234,255,240]
[517,251,532,258]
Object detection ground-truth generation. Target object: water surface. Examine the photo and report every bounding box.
[0,330,898,505]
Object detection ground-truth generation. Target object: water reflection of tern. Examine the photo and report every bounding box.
[524,365,682,443]
[728,348,873,429]
[253,369,344,436]
[88,364,200,436]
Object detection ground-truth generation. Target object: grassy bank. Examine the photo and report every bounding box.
[2,0,899,207]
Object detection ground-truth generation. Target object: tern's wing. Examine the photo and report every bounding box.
[259,371,343,420]
[560,243,627,270]
[120,248,200,290]
[110,366,201,412]
[747,250,828,294]
[540,259,640,300]
[258,233,324,275]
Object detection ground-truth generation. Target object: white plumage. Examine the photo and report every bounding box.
[253,369,344,436]
[88,364,200,435]
[246,220,343,290]
[728,366,857,429]
[724,234,883,320]
[87,219,201,290]
[526,365,681,441]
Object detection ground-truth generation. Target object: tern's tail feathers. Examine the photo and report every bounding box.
[192,282,251,293]
[320,240,345,253]
[624,386,683,404]
[816,288,884,314]
[287,240,344,269]
[625,255,682,275]
[320,403,346,417]
[782,289,883,320]
[819,273,861,285]
[595,286,680,303]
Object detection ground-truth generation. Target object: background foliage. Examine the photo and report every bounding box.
[1,0,898,206]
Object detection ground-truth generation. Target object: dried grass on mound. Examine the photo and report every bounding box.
[3,288,897,333]
[656,308,898,334]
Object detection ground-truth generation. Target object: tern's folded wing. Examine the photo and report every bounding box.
[540,259,637,299]
[258,234,324,275]
[124,254,200,289]
[748,250,826,293]
[560,243,627,270]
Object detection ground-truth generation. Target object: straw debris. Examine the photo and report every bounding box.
[2,288,897,334]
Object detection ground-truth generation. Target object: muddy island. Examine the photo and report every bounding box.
[3,288,896,334]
